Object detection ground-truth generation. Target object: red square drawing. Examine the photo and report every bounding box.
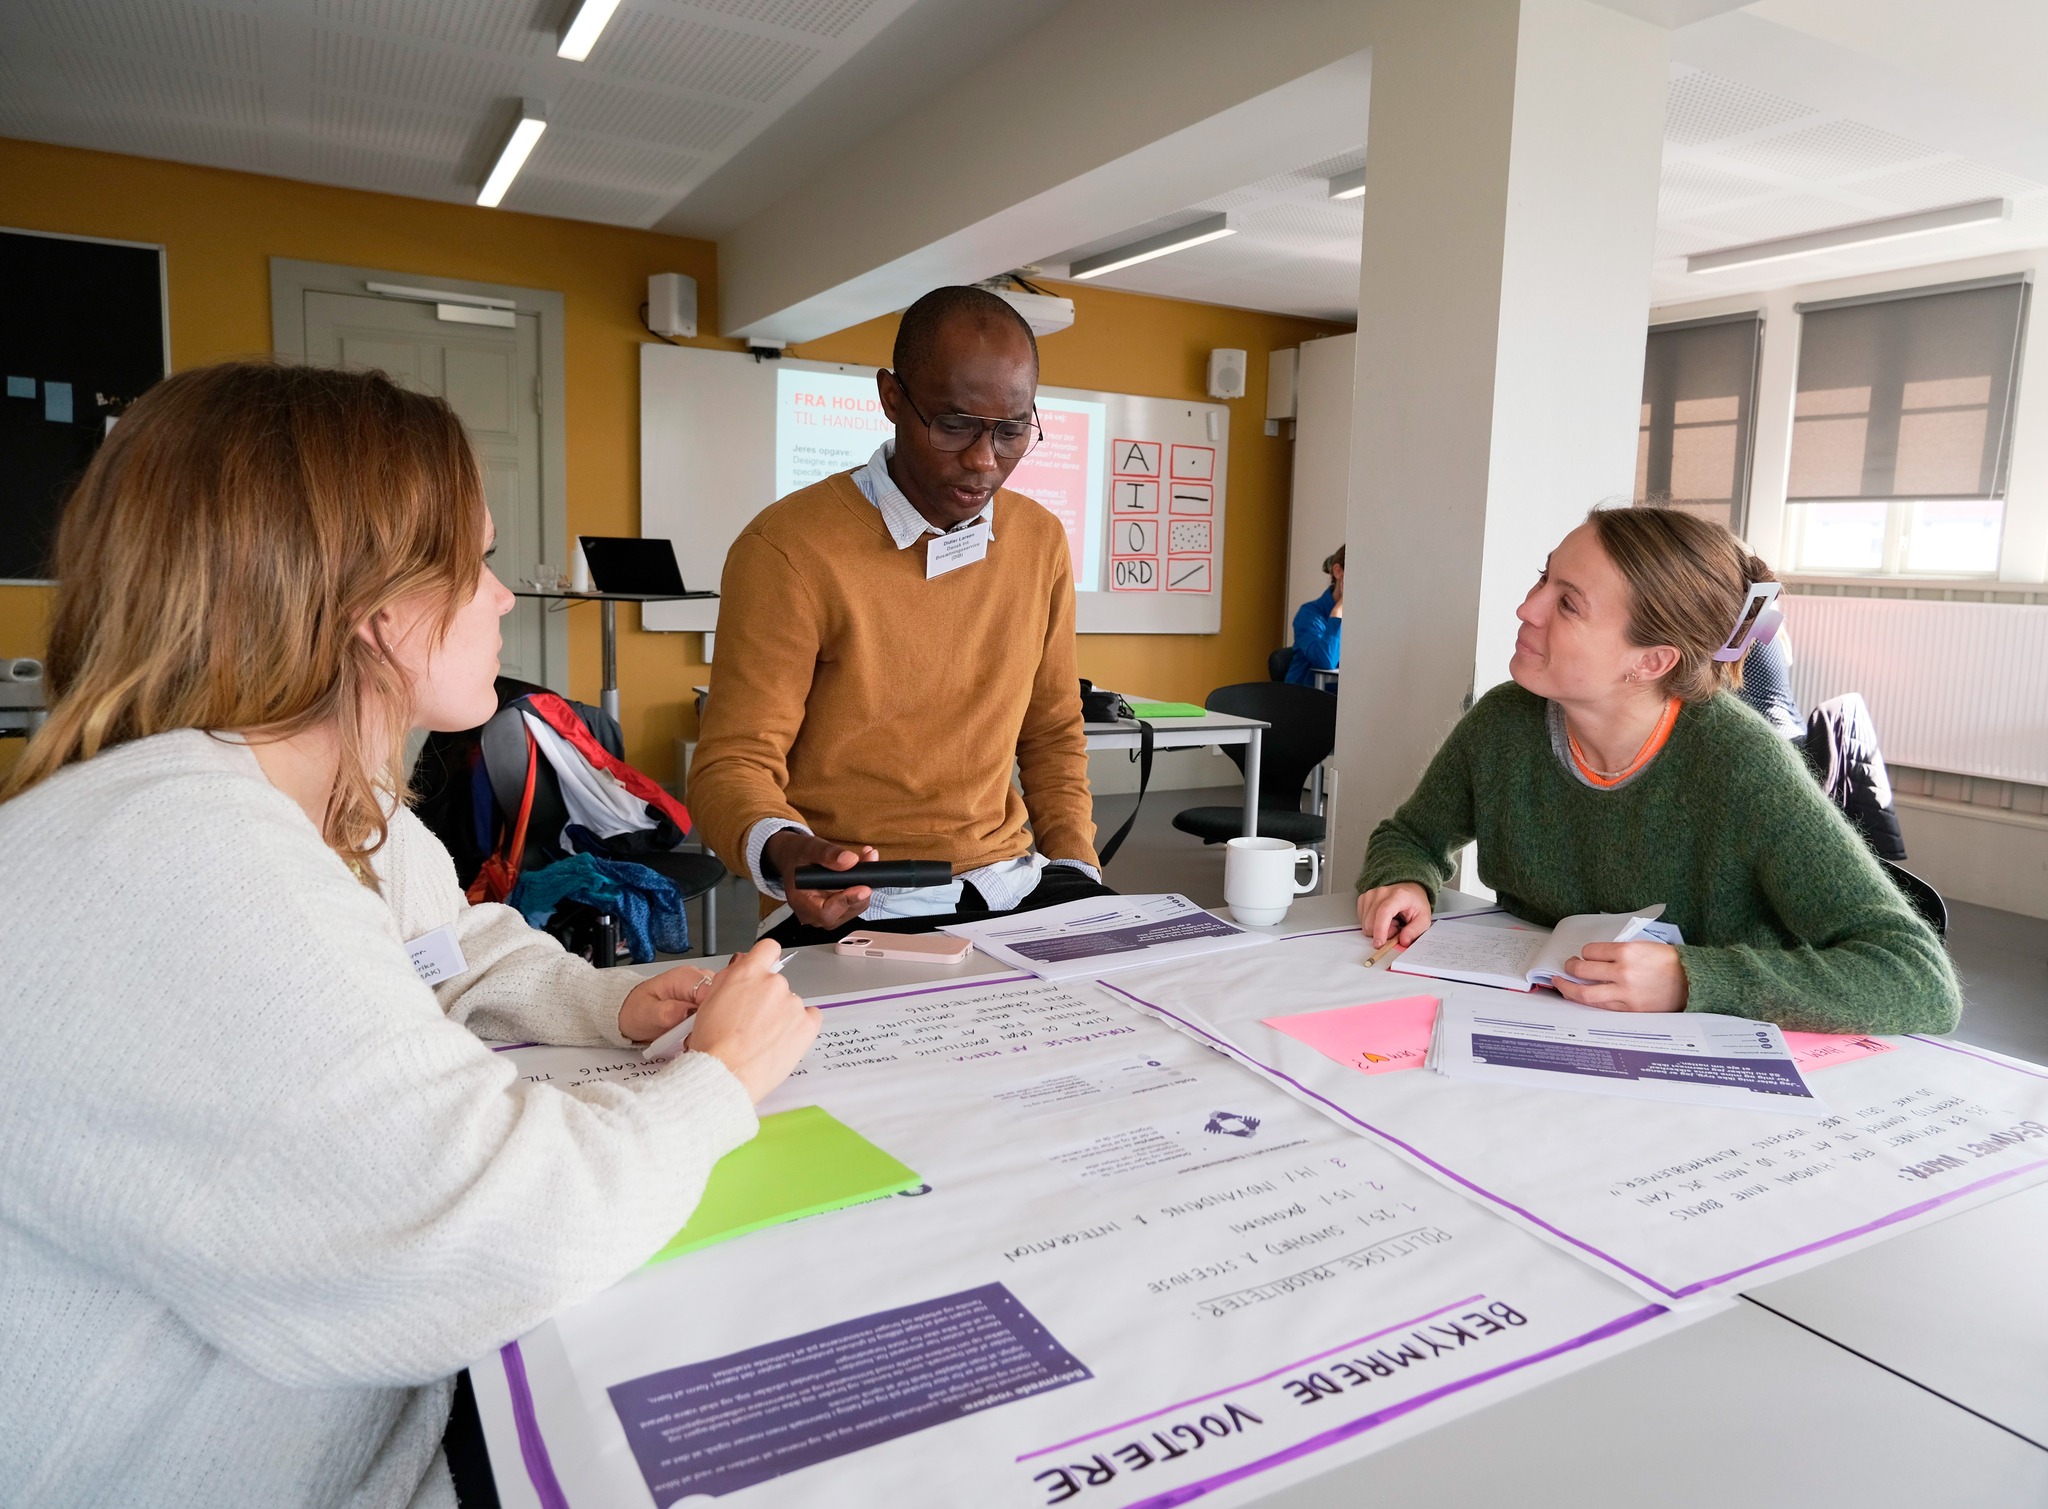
[1111,439,1161,477]
[1112,518,1158,556]
[1165,557,1212,593]
[1168,482,1213,515]
[1110,557,1161,591]
[1111,478,1159,513]
[1169,444,1216,482]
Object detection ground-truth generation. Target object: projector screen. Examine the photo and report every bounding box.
[642,347,1226,634]
[774,365,1105,591]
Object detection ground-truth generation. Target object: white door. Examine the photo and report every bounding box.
[302,290,550,687]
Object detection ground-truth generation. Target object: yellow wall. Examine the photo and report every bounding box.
[0,136,1342,777]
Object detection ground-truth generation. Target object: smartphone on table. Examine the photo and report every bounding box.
[833,932,974,963]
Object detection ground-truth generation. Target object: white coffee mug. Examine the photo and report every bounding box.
[1224,836,1320,926]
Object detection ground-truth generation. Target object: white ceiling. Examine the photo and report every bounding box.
[2,1,2046,322]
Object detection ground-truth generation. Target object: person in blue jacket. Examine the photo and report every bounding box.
[1285,544,1343,686]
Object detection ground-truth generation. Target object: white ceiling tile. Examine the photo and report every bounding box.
[1684,191,1881,245]
[309,28,525,112]
[586,9,818,101]
[1663,68,1819,147]
[22,0,262,73]
[1659,160,1781,218]
[523,129,702,193]
[305,138,474,198]
[1847,158,2046,208]
[309,90,476,160]
[501,174,670,224]
[556,74,751,151]
[311,0,550,57]
[1720,119,1941,180]
[682,0,884,41]
[53,49,268,125]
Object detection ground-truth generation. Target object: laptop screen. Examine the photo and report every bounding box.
[578,537,686,595]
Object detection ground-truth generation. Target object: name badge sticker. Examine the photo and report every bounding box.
[407,923,468,985]
[926,519,991,579]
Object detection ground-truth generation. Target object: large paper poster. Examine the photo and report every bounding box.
[473,975,1703,1508]
[1006,396,1106,592]
[1109,927,2048,1305]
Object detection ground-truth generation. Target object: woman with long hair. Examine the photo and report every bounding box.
[1356,504,1959,1035]
[0,361,817,1506]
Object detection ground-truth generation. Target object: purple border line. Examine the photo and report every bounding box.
[1911,1033,2048,1080]
[1120,1304,1668,1509]
[491,1041,537,1052]
[1101,979,2048,1301]
[814,972,1036,1011]
[1016,1293,1485,1462]
[500,1341,571,1509]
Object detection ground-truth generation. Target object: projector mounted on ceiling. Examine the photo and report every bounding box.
[976,271,1074,337]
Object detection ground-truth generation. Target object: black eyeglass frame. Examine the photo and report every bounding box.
[883,370,1042,460]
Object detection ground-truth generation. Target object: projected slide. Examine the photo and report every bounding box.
[773,367,1105,591]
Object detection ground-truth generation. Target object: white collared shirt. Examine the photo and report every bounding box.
[742,442,1098,923]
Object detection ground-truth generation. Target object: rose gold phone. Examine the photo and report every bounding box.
[834,932,974,963]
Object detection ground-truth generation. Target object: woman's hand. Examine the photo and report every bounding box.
[1553,942,1688,1013]
[1357,883,1432,949]
[686,941,821,1103]
[617,963,716,1045]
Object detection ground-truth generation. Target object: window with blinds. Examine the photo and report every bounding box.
[1784,276,2030,575]
[1636,313,1762,533]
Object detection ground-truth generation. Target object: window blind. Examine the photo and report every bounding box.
[1636,312,1762,531]
[1787,277,2030,503]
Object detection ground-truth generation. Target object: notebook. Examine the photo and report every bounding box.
[646,1105,922,1264]
[1389,907,1682,993]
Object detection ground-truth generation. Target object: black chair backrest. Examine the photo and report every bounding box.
[1880,859,1948,942]
[1267,646,1293,683]
[1204,682,1337,810]
[479,705,577,872]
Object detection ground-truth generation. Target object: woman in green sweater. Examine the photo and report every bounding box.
[1356,506,1960,1036]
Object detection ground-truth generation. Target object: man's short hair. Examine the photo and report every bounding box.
[893,286,1039,391]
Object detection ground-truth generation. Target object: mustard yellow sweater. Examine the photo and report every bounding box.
[690,472,1097,879]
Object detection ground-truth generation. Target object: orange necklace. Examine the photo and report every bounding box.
[1568,697,1680,789]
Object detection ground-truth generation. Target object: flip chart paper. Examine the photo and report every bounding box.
[647,1104,920,1264]
[1111,927,2048,1305]
[472,974,1704,1509]
[1265,997,1443,1076]
[1267,997,1896,1083]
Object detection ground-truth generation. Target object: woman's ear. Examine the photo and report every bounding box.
[1632,644,1680,684]
[355,609,391,662]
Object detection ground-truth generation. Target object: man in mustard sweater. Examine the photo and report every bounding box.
[691,286,1107,945]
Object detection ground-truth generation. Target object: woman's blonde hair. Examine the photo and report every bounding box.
[2,361,487,873]
[1586,503,1777,703]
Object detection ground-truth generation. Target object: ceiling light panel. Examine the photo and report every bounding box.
[1686,197,2009,274]
[557,0,622,61]
[477,99,546,207]
[1070,214,1235,280]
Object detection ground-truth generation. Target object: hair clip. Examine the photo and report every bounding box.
[1712,580,1782,662]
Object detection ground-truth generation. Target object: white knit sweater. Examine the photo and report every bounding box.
[0,730,757,1507]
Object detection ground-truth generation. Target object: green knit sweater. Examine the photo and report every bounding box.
[1357,683,1961,1035]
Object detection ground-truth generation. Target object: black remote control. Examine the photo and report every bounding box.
[790,860,955,890]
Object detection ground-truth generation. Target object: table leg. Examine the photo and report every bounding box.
[1243,728,1262,838]
[600,599,620,725]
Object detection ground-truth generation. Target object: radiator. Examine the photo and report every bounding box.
[1782,596,2048,787]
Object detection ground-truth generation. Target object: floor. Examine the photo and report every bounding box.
[691,782,2048,1065]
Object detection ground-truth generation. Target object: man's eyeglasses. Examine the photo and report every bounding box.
[886,371,1041,460]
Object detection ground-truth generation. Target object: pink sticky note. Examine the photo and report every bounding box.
[1263,996,1442,1076]
[1784,1031,1897,1071]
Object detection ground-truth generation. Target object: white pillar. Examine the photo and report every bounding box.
[1329,0,1668,888]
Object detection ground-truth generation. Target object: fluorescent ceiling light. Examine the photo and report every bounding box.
[1687,197,2008,274]
[557,0,623,61]
[1327,168,1367,201]
[1069,214,1234,281]
[478,100,548,208]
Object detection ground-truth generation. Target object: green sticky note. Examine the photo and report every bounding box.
[1129,700,1206,719]
[648,1105,922,1264]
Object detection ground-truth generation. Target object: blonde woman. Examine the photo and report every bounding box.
[1357,505,1959,1036]
[0,362,818,1507]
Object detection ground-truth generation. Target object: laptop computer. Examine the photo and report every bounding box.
[578,536,688,595]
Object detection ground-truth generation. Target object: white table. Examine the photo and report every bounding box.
[1309,667,1338,693]
[1085,704,1268,837]
[483,891,2048,1504]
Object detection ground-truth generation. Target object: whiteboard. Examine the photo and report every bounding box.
[639,344,1227,634]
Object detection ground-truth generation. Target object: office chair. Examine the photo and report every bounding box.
[1880,859,1948,942]
[1267,646,1293,683]
[1172,682,1337,846]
